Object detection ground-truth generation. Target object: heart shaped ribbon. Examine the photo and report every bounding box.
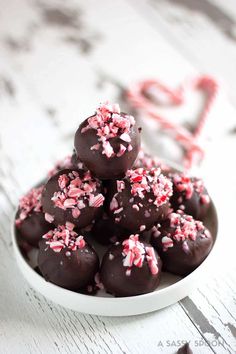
[126,76,218,171]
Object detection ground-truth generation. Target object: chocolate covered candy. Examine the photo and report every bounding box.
[38,225,99,290]
[74,103,141,179]
[151,212,213,276]
[108,167,173,232]
[100,234,162,296]
[15,185,51,247]
[170,173,210,220]
[42,169,104,228]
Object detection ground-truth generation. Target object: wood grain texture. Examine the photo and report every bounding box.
[0,0,235,353]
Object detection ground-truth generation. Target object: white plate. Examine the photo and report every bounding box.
[12,194,220,317]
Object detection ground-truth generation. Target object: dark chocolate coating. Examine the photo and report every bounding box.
[151,218,213,276]
[170,177,210,220]
[108,179,170,232]
[42,169,103,228]
[100,242,162,297]
[38,239,99,291]
[91,213,128,245]
[71,149,87,171]
[15,210,51,248]
[74,114,141,179]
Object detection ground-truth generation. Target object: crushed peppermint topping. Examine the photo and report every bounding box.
[51,171,105,218]
[182,240,190,253]
[45,213,54,223]
[110,195,119,211]
[81,102,136,158]
[173,173,210,204]
[162,236,174,251]
[140,225,146,232]
[160,212,210,251]
[126,168,173,207]
[51,170,104,216]
[151,225,161,238]
[122,234,159,275]
[15,186,44,226]
[43,225,86,253]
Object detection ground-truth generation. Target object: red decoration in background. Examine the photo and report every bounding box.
[127,76,218,171]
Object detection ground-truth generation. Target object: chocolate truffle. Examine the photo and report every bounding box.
[90,213,128,245]
[108,167,173,232]
[150,212,213,276]
[100,234,162,296]
[15,186,51,247]
[42,169,104,228]
[38,225,99,290]
[170,173,210,220]
[48,151,85,178]
[74,102,141,179]
[134,148,171,175]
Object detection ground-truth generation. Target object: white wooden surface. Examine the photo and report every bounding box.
[0,0,236,353]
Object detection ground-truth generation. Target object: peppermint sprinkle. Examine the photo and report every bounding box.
[140,225,146,232]
[110,196,119,211]
[117,144,127,157]
[145,246,159,275]
[126,269,131,276]
[173,174,194,199]
[15,186,44,226]
[81,102,136,159]
[43,225,86,253]
[152,226,161,238]
[173,173,210,204]
[122,234,158,275]
[109,253,114,261]
[126,168,173,207]
[45,213,54,223]
[114,207,124,214]
[89,193,105,208]
[162,236,174,251]
[160,212,210,251]
[182,241,190,254]
[132,204,139,211]
[51,170,104,216]
[169,213,203,242]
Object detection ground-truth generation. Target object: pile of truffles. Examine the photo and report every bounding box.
[15,102,213,297]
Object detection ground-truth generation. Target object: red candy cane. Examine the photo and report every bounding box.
[126,76,218,171]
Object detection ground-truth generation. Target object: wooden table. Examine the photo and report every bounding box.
[0,0,235,353]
